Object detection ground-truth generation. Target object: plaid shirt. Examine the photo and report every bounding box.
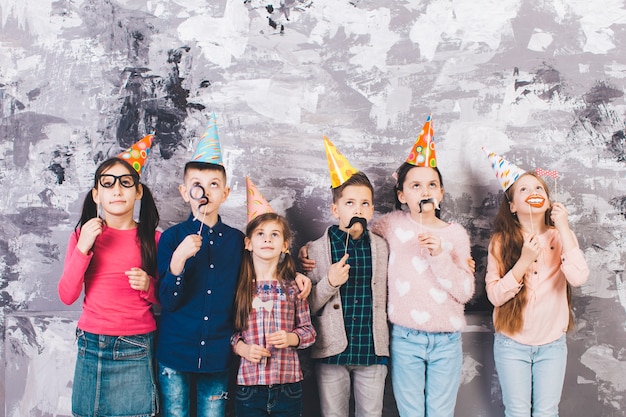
[231,279,316,386]
[320,225,386,366]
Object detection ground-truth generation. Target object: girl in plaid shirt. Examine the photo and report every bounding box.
[232,212,316,417]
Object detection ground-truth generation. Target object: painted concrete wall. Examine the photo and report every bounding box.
[1,0,625,415]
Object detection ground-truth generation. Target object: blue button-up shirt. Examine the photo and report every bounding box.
[156,214,244,373]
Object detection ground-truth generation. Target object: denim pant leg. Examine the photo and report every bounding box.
[423,331,462,417]
[158,363,191,417]
[391,325,462,417]
[196,370,229,417]
[236,383,302,417]
[316,364,352,417]
[352,364,388,417]
[494,333,567,417]
[532,335,567,416]
[391,327,427,417]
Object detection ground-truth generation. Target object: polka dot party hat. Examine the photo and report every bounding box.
[246,176,274,223]
[191,112,223,164]
[406,114,437,167]
[482,147,526,191]
[323,136,358,189]
[118,133,154,175]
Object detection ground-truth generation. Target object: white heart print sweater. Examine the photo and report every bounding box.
[370,210,475,332]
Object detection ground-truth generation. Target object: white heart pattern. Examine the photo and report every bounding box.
[395,228,415,243]
[449,316,463,330]
[429,288,447,304]
[395,280,410,296]
[412,256,429,274]
[410,310,431,325]
[437,277,452,289]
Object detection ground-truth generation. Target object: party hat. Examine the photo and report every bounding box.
[406,114,437,167]
[246,176,274,222]
[191,112,223,164]
[323,136,358,188]
[118,133,154,175]
[482,147,526,191]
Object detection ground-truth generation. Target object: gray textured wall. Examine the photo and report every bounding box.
[1,0,625,416]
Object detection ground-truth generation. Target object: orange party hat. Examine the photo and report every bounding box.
[323,136,358,188]
[406,114,437,167]
[246,176,275,222]
[118,133,154,175]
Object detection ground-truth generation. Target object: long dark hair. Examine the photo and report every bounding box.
[491,172,573,333]
[234,213,297,331]
[75,157,160,277]
[393,162,443,217]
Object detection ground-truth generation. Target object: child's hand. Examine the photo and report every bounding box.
[298,244,316,272]
[294,273,312,299]
[467,257,476,274]
[418,232,442,256]
[550,202,570,231]
[126,267,150,292]
[267,330,297,349]
[238,341,271,363]
[76,218,104,255]
[170,234,202,276]
[328,253,350,287]
[520,233,541,266]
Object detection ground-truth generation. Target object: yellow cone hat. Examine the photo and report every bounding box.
[246,176,275,222]
[118,133,154,175]
[324,136,358,188]
[406,114,437,167]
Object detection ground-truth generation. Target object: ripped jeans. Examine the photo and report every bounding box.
[158,362,228,417]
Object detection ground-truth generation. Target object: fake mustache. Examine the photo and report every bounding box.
[347,216,368,230]
[419,198,440,213]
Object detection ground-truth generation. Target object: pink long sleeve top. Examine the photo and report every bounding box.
[58,227,160,336]
[485,228,589,345]
[371,211,475,333]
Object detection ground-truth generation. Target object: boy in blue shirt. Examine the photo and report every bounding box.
[156,114,311,417]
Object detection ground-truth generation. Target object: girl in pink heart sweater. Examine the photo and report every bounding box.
[370,162,475,417]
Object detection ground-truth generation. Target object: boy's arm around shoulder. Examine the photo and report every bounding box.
[306,237,340,315]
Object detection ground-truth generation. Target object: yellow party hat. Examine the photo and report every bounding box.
[323,136,358,188]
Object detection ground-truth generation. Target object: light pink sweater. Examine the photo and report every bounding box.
[371,211,475,332]
[486,228,589,345]
[58,227,160,336]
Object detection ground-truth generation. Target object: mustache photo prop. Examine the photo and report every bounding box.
[345,216,368,255]
[419,197,440,213]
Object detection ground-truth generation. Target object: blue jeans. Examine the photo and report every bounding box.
[72,329,157,417]
[494,333,567,417]
[158,363,228,417]
[235,382,302,417]
[316,363,387,417]
[390,325,462,417]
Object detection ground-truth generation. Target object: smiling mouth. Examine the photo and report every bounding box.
[525,195,545,208]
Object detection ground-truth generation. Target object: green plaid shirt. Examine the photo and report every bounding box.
[319,225,386,366]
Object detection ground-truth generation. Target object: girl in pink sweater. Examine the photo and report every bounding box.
[485,171,589,417]
[58,154,160,417]
[370,162,475,417]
